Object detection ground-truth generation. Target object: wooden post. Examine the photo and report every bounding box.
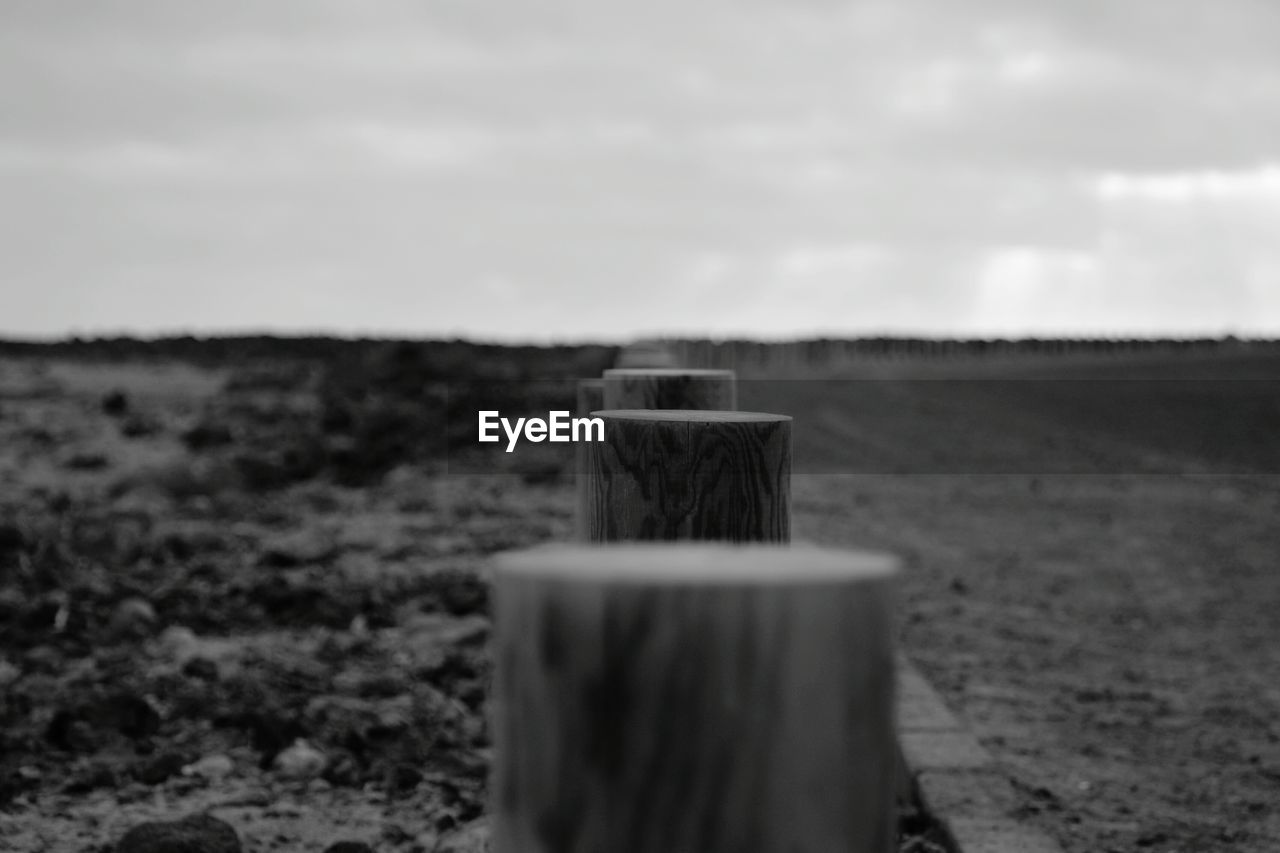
[491,542,899,853]
[615,342,681,369]
[584,410,789,543]
[602,368,736,411]
[580,368,737,541]
[577,379,605,421]
[575,379,605,541]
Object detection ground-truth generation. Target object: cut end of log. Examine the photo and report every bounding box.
[493,542,898,585]
[592,409,791,424]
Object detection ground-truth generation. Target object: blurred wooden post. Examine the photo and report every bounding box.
[584,410,789,543]
[577,379,604,420]
[602,368,737,411]
[574,379,605,541]
[614,342,681,369]
[491,543,899,853]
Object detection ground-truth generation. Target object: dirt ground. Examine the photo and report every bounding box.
[797,471,1280,852]
[779,350,1280,852]
[1,351,1277,852]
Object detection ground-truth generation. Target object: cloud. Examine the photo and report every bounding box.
[773,245,888,278]
[1095,165,1280,203]
[972,247,1106,334]
[0,123,496,184]
[325,121,498,171]
[2,0,1279,338]
[0,140,216,180]
[181,30,517,77]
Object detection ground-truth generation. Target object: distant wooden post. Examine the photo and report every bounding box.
[584,410,790,543]
[614,342,682,369]
[574,369,737,541]
[491,542,899,853]
[602,368,737,411]
[574,379,605,540]
[577,379,605,420]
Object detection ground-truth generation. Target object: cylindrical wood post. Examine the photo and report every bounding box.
[574,379,605,541]
[584,410,790,543]
[491,542,899,853]
[580,369,737,541]
[602,368,737,411]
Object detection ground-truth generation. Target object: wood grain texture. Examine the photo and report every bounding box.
[602,369,737,412]
[491,543,899,853]
[575,379,605,542]
[584,410,790,544]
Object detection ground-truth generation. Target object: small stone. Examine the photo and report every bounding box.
[249,711,307,768]
[436,817,491,853]
[24,644,62,673]
[410,833,440,853]
[45,709,97,753]
[63,762,116,794]
[115,813,241,853]
[110,597,159,639]
[386,762,423,794]
[182,656,220,681]
[102,390,129,416]
[182,753,235,780]
[320,749,362,788]
[134,751,187,785]
[0,658,19,687]
[121,414,161,438]
[182,420,235,451]
[272,738,327,780]
[380,824,413,845]
[323,843,373,853]
[0,587,23,620]
[258,531,338,568]
[64,451,109,471]
[158,625,201,661]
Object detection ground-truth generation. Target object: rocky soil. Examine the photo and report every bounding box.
[0,357,953,852]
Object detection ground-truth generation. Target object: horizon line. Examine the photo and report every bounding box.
[1,330,1276,347]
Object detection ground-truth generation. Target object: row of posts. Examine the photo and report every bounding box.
[490,367,901,852]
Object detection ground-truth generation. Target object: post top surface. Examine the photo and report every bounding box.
[592,409,790,423]
[493,543,897,584]
[603,368,736,378]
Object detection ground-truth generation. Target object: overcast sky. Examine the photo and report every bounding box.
[2,0,1279,341]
